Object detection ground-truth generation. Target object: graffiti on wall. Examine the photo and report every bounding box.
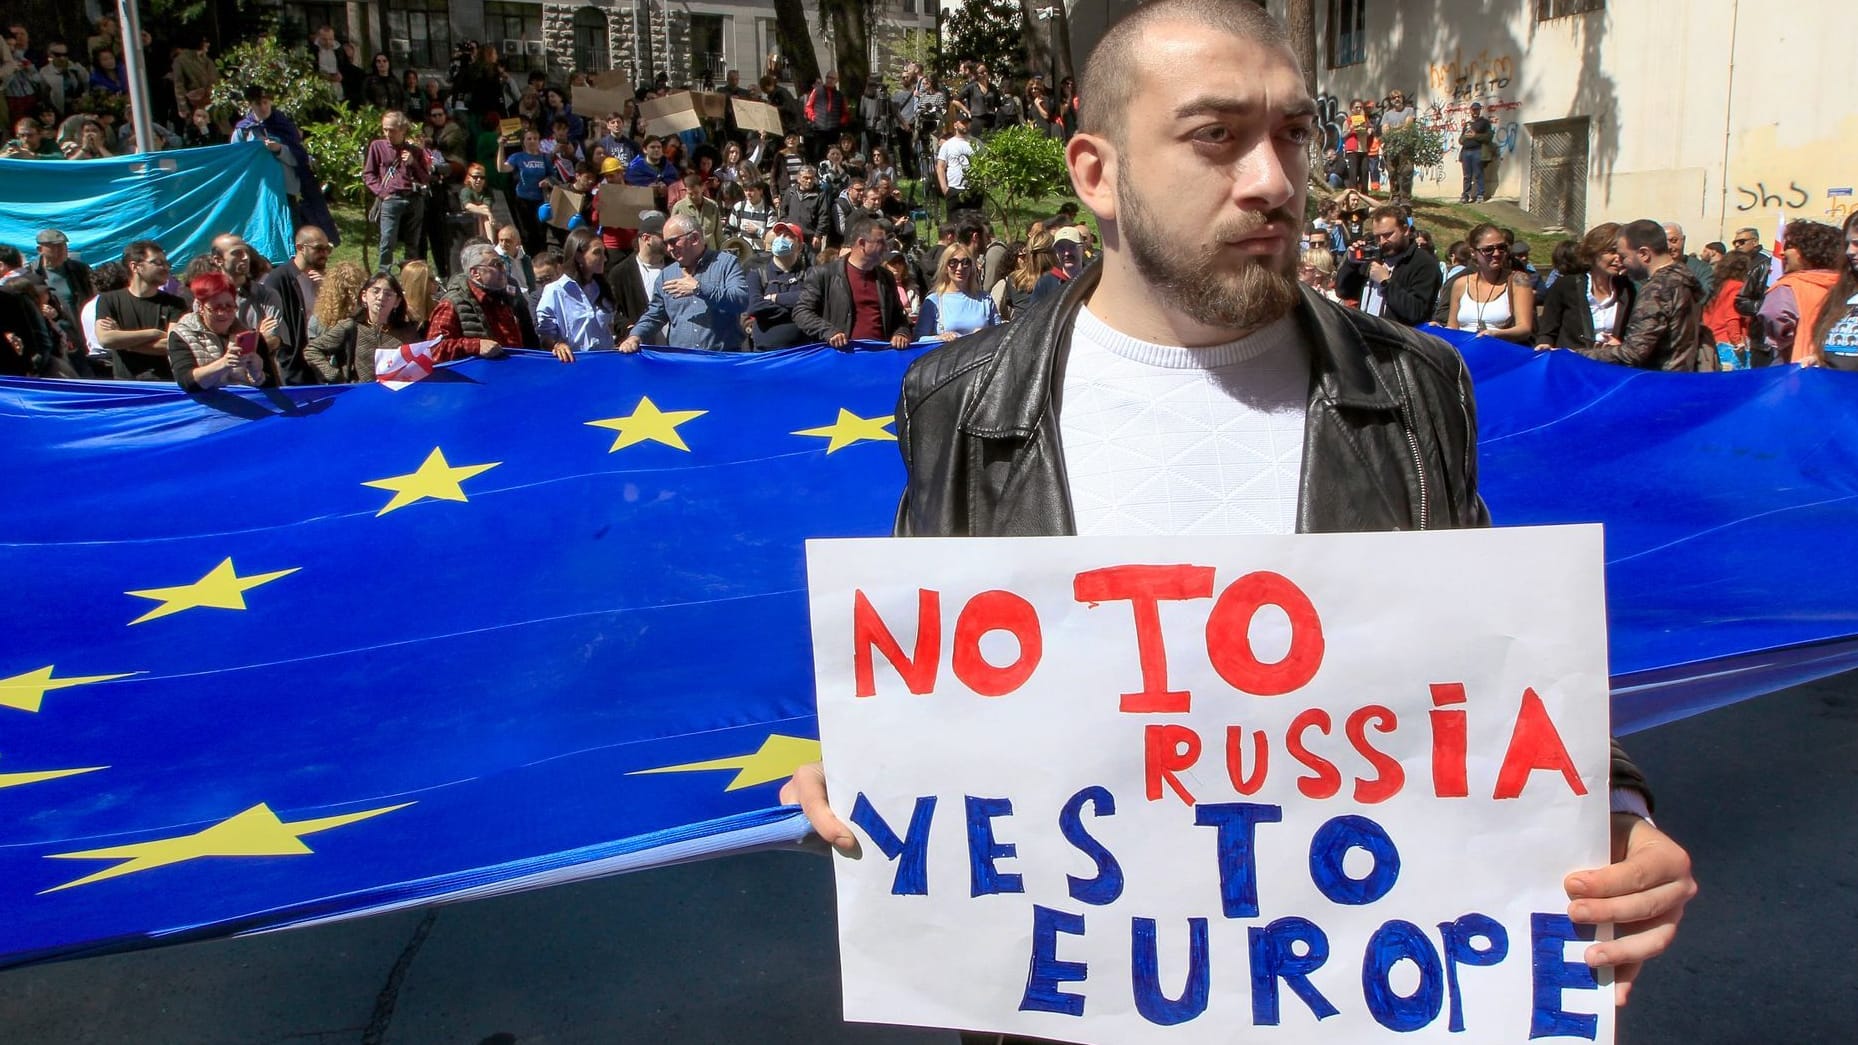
[1733,181,1811,212]
[1413,100,1522,186]
[1428,49,1517,105]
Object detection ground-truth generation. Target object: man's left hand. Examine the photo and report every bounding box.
[1565,813,1696,1006]
[889,332,911,349]
[664,275,699,298]
[1369,261,1392,283]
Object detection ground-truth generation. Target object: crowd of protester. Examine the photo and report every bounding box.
[1302,198,1858,372]
[2,17,1854,382]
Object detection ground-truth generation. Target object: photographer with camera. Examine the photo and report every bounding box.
[1336,204,1440,327]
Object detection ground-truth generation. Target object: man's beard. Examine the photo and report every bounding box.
[1118,166,1301,333]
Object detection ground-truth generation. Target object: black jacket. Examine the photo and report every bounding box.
[259,261,321,385]
[1536,272,1636,350]
[778,187,829,240]
[792,258,910,343]
[890,265,1648,799]
[745,255,811,349]
[1336,242,1442,327]
[605,252,653,337]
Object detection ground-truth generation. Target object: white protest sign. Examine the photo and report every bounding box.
[806,528,1615,1045]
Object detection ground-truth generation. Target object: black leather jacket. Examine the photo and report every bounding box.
[891,264,1650,800]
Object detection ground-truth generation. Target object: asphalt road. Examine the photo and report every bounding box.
[1,673,1852,1044]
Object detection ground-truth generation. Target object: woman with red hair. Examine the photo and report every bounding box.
[166,271,267,391]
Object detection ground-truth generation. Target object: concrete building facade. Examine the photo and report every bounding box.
[1072,0,1857,242]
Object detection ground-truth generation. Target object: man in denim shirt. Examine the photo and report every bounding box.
[618,213,750,352]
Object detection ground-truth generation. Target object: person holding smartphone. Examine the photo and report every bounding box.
[167,272,266,391]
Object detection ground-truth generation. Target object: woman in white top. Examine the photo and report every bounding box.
[535,227,617,361]
[914,243,1001,341]
[1445,222,1534,343]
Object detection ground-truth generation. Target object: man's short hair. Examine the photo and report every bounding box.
[1369,205,1405,227]
[1704,240,1727,256]
[1734,226,1760,242]
[1619,219,1670,256]
[847,216,887,244]
[382,111,408,129]
[294,226,326,249]
[459,242,499,272]
[1080,0,1289,144]
[122,239,163,266]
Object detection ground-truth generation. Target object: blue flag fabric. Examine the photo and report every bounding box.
[1,333,1853,968]
[0,143,294,265]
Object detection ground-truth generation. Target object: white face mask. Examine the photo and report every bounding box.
[772,236,796,256]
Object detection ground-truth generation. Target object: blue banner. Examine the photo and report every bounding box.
[0,333,1852,968]
[0,142,294,265]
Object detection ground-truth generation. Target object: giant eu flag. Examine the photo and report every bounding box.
[1,335,1854,968]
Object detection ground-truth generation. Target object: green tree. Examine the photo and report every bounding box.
[943,0,1024,78]
[963,123,1071,238]
[208,38,340,123]
[1378,121,1446,171]
[302,105,385,204]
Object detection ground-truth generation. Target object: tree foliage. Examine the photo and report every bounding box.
[302,104,385,204]
[208,38,340,123]
[943,0,1024,79]
[1379,120,1446,170]
[963,123,1071,239]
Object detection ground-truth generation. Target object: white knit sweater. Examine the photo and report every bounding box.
[1059,306,1310,537]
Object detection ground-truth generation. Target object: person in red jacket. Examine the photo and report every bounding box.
[803,71,846,162]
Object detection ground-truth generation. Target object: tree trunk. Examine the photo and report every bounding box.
[1016,1,1075,85]
[1285,0,1318,97]
[819,0,870,101]
[771,0,821,88]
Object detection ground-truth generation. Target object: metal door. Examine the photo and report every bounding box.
[1528,118,1589,231]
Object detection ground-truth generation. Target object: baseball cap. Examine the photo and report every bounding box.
[35,229,68,246]
[600,156,624,175]
[638,210,667,235]
[1051,226,1083,245]
[771,221,804,239]
[1469,102,1483,111]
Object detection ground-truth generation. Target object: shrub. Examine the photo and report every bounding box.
[964,123,1071,239]
[209,39,341,124]
[303,104,385,204]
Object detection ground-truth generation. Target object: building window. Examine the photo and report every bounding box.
[1327,0,1366,69]
[280,2,348,48]
[573,7,610,76]
[690,14,726,83]
[389,0,454,72]
[1536,0,1604,19]
[485,2,544,74]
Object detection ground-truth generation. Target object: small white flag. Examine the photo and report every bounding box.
[375,337,441,391]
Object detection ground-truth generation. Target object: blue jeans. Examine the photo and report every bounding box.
[1461,153,1486,201]
[377,193,425,271]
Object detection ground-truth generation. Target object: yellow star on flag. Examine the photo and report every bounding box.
[629,734,822,791]
[125,559,300,626]
[586,396,708,452]
[0,758,106,791]
[0,666,138,713]
[41,800,414,894]
[362,447,502,516]
[792,408,898,453]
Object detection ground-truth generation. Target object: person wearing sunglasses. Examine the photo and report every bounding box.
[915,243,1001,342]
[1729,226,1777,361]
[1444,222,1534,344]
[619,213,749,353]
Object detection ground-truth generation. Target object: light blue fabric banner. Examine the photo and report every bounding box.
[0,142,294,265]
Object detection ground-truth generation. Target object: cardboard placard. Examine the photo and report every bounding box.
[697,91,730,119]
[546,185,586,230]
[732,97,785,136]
[639,92,704,137]
[595,183,659,229]
[574,85,632,122]
[498,118,524,139]
[806,527,1615,1045]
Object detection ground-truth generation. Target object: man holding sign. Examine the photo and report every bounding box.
[786,2,1693,1042]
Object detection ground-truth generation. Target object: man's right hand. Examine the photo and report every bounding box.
[618,336,642,354]
[476,339,503,357]
[778,761,855,852]
[827,332,849,348]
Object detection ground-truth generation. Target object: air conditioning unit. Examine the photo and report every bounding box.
[390,38,411,55]
[525,40,545,57]
[503,39,522,58]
